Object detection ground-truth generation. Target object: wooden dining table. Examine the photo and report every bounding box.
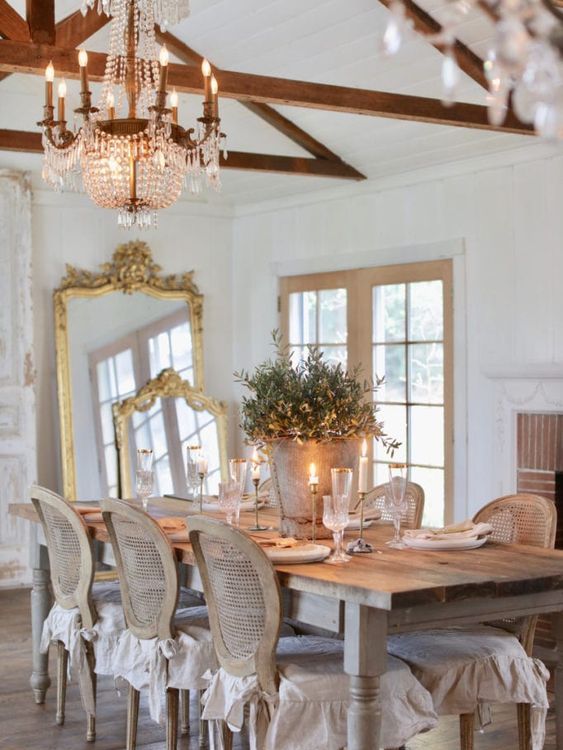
[10,496,563,750]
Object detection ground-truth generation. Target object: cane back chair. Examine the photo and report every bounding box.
[365,481,425,529]
[31,485,97,740]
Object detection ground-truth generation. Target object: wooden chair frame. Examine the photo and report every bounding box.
[30,484,97,739]
[189,516,282,695]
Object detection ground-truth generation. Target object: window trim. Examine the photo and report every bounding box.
[279,259,454,524]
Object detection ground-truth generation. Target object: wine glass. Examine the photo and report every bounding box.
[323,494,351,564]
[385,463,408,548]
[186,445,201,500]
[229,458,248,496]
[218,480,241,527]
[136,448,154,511]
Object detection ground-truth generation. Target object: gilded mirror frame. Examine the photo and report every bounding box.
[113,367,228,498]
[54,241,204,499]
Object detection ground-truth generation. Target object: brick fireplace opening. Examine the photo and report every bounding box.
[516,413,563,651]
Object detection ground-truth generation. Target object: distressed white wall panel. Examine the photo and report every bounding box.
[0,170,35,588]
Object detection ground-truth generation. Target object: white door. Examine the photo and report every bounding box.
[0,170,35,587]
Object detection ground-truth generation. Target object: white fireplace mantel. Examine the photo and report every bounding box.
[486,370,563,496]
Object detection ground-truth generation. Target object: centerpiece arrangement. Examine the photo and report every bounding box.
[235,332,398,538]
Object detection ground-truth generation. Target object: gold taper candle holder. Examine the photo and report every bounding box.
[348,491,374,554]
[249,476,268,531]
[198,471,206,513]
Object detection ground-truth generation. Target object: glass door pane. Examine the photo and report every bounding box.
[288,288,347,367]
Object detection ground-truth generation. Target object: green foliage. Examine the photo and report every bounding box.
[234,331,399,452]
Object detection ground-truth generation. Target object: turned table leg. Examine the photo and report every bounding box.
[344,603,387,750]
[30,544,52,704]
[554,610,563,749]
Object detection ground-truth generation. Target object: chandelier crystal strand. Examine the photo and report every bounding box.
[379,0,563,138]
[80,0,190,29]
[39,0,223,228]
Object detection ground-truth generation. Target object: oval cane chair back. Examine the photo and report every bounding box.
[189,517,282,695]
[473,493,557,653]
[31,484,96,629]
[101,498,178,640]
[365,481,425,529]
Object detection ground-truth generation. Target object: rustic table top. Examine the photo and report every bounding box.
[11,498,563,612]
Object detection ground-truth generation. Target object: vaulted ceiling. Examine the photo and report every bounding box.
[0,0,542,205]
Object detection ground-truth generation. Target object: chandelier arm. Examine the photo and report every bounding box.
[540,0,563,21]
[42,126,80,150]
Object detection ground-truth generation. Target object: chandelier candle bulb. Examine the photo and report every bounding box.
[170,88,178,123]
[202,58,212,102]
[78,49,89,93]
[158,45,169,94]
[57,80,66,123]
[358,439,369,494]
[107,92,115,119]
[210,75,219,116]
[44,61,54,108]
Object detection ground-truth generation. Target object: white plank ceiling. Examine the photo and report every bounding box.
[0,0,542,205]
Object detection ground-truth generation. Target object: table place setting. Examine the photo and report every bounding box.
[402,520,494,551]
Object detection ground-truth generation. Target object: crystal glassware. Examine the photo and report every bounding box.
[323,494,351,564]
[229,458,248,495]
[136,448,154,512]
[186,444,201,500]
[218,480,242,527]
[385,463,408,549]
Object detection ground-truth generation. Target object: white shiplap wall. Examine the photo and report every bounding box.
[231,153,563,519]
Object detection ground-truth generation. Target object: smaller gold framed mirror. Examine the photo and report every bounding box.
[54,241,204,500]
[113,368,228,499]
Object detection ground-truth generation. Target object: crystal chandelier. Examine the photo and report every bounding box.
[38,0,225,229]
[380,0,563,139]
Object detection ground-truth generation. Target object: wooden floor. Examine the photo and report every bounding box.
[0,588,556,749]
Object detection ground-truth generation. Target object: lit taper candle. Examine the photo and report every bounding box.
[57,79,67,123]
[45,61,54,108]
[358,438,369,494]
[210,74,219,116]
[159,45,169,94]
[170,88,179,123]
[78,49,88,93]
[201,58,211,103]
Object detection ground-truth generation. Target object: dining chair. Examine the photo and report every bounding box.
[31,484,124,742]
[188,516,439,750]
[388,493,556,750]
[364,481,425,528]
[101,498,217,750]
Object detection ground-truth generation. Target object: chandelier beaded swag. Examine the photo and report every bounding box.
[39,0,226,229]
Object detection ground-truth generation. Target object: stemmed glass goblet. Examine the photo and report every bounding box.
[385,463,408,549]
[186,444,201,500]
[136,448,154,512]
[229,458,248,496]
[322,467,353,564]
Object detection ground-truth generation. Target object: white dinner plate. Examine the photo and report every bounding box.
[403,536,488,551]
[199,500,265,513]
[264,543,331,564]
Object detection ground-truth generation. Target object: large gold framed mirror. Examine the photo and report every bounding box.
[54,241,204,500]
[113,368,228,498]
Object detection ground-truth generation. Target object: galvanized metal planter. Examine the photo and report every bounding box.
[269,438,359,539]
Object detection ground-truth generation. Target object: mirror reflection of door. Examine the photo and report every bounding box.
[68,294,194,499]
[128,395,222,497]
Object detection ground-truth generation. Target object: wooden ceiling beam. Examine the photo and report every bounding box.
[156,29,365,175]
[0,128,363,179]
[0,1,30,41]
[26,0,55,45]
[0,39,534,135]
[377,0,488,90]
[56,8,110,49]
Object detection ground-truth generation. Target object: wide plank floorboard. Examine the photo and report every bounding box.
[0,589,556,749]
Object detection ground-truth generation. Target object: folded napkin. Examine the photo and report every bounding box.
[348,508,382,522]
[256,537,298,549]
[157,517,186,532]
[403,521,493,542]
[82,512,104,523]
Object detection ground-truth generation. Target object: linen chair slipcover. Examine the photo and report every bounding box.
[364,481,425,529]
[189,516,439,750]
[101,498,218,750]
[387,493,556,750]
[32,485,124,742]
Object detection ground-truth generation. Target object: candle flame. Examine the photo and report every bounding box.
[170,88,178,107]
[45,61,54,82]
[211,75,218,95]
[58,80,67,98]
[361,438,368,457]
[78,49,88,67]
[107,91,115,107]
[309,462,316,477]
[159,45,169,67]
[201,58,211,77]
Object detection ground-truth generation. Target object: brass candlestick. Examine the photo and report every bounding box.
[309,482,318,543]
[249,477,268,531]
[198,471,206,513]
[348,491,374,554]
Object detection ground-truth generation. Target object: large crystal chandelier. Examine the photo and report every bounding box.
[380,0,563,138]
[38,0,225,228]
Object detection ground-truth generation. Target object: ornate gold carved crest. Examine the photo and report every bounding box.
[59,241,201,296]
